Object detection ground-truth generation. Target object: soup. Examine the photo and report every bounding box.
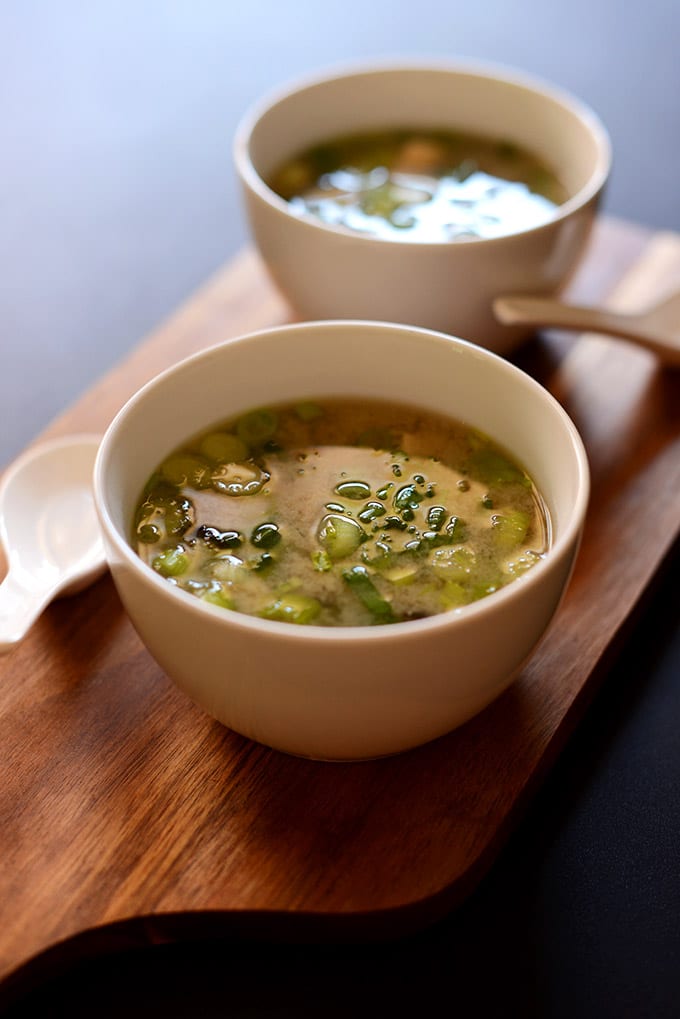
[133,399,550,627]
[268,127,568,242]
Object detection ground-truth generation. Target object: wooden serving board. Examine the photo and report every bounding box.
[1,216,679,1001]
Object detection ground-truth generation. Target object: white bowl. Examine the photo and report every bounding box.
[94,320,589,760]
[234,59,611,354]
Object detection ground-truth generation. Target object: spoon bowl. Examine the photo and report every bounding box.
[493,288,680,365]
[0,434,107,653]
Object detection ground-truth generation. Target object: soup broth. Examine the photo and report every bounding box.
[133,399,550,627]
[268,128,568,242]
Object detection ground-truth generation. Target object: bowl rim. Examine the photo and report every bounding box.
[93,318,591,644]
[233,56,612,250]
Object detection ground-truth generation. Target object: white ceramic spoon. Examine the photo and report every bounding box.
[0,434,107,653]
[493,289,680,366]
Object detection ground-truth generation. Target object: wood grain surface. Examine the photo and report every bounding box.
[1,216,679,1002]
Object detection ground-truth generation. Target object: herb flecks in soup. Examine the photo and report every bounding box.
[268,128,567,242]
[133,400,550,627]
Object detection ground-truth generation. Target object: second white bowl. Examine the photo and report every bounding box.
[234,59,611,353]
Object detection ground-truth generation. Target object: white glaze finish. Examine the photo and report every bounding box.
[234,60,611,353]
[494,290,680,365]
[0,435,106,653]
[94,321,589,760]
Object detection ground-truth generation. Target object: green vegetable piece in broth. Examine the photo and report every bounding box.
[317,514,366,561]
[236,408,278,446]
[491,510,530,549]
[141,475,177,501]
[382,515,408,532]
[383,562,419,585]
[311,549,333,572]
[260,593,322,625]
[197,525,243,550]
[470,579,502,601]
[201,585,234,610]
[251,553,275,573]
[360,182,404,219]
[426,505,448,531]
[440,580,470,608]
[467,447,528,487]
[308,143,342,175]
[137,523,161,544]
[393,483,424,512]
[358,501,386,524]
[335,480,372,501]
[136,488,194,541]
[430,546,476,579]
[357,428,397,451]
[506,549,542,576]
[421,515,466,548]
[211,461,270,497]
[210,553,245,582]
[250,522,281,550]
[161,453,212,489]
[446,516,467,542]
[152,546,189,577]
[342,565,397,623]
[199,432,249,464]
[164,496,195,538]
[295,401,323,422]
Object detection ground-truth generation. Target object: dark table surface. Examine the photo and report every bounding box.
[2,3,679,1016]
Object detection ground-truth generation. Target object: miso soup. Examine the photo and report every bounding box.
[268,127,567,241]
[133,399,551,627]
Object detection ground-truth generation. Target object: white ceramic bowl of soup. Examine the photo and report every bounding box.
[234,59,611,354]
[94,319,589,761]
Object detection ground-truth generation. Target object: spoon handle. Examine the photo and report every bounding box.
[0,569,57,653]
[493,296,680,365]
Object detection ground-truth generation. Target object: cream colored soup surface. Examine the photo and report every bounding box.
[133,398,550,626]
